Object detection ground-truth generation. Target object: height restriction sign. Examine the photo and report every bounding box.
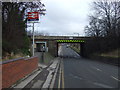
[28,12,39,21]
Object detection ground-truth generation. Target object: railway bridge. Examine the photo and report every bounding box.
[29,36,92,57]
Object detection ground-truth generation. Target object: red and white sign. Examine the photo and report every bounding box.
[28,12,39,21]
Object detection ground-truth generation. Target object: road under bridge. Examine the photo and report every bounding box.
[29,36,90,57]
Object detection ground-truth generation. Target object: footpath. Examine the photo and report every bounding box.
[10,55,60,89]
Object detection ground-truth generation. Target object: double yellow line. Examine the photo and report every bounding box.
[58,58,65,89]
[61,59,64,89]
[58,64,61,88]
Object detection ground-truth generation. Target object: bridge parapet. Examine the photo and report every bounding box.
[34,36,69,39]
[33,36,89,40]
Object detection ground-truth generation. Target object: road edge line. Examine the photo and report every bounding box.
[61,58,65,88]
[58,60,61,88]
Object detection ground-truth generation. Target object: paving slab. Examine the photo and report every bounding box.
[12,69,42,88]
[42,58,60,88]
[11,57,60,89]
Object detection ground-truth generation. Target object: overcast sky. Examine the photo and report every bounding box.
[29,0,94,36]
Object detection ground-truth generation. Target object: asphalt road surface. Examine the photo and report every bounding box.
[55,45,119,88]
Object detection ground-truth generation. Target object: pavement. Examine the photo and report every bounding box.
[11,57,60,89]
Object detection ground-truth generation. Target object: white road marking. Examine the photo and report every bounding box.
[69,73,114,88]
[93,82,113,88]
[92,66,102,71]
[69,74,83,80]
[111,76,120,81]
[74,76,82,80]
[96,68,102,71]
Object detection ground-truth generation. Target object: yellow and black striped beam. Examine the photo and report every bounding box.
[56,40,85,42]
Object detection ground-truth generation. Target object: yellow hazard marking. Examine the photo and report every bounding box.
[57,40,85,42]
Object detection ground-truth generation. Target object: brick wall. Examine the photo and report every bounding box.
[2,57,38,88]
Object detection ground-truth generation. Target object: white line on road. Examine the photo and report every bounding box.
[96,68,102,71]
[111,76,120,81]
[69,73,83,80]
[93,82,113,88]
[92,66,102,72]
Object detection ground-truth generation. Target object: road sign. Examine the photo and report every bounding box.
[28,12,39,21]
[27,12,39,56]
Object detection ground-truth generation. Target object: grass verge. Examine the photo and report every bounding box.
[89,48,120,66]
[93,48,120,58]
[2,53,29,61]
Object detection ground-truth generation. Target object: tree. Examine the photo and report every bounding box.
[84,0,120,56]
[85,0,120,37]
[85,16,105,37]
[2,2,46,57]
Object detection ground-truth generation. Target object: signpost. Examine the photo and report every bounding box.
[28,12,39,56]
[28,12,39,22]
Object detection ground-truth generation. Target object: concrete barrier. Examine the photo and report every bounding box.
[1,57,38,88]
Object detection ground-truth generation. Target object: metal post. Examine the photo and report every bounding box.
[32,22,35,56]
[41,51,44,63]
